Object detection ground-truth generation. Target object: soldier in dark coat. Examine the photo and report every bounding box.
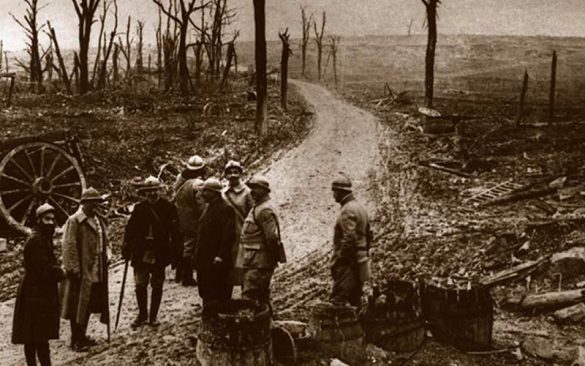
[173,154,206,286]
[12,203,64,366]
[123,176,181,328]
[194,177,236,306]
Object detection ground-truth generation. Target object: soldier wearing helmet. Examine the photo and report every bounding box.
[222,160,254,287]
[12,203,65,364]
[194,177,236,306]
[237,175,286,310]
[330,173,372,308]
[173,154,206,286]
[123,176,181,328]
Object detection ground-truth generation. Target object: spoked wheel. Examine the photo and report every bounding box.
[0,142,86,235]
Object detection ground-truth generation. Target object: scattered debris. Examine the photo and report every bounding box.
[549,247,585,280]
[519,289,585,312]
[553,303,585,325]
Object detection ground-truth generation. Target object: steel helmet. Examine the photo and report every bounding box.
[224,160,243,177]
[186,155,205,171]
[246,175,270,192]
[35,203,56,218]
[141,176,162,191]
[81,187,105,202]
[331,173,352,192]
[203,177,223,193]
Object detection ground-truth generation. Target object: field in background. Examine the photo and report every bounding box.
[238,34,585,120]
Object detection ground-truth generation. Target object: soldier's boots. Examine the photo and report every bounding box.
[149,286,163,327]
[131,287,148,329]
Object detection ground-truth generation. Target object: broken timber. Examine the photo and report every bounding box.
[520,289,585,312]
[480,257,549,287]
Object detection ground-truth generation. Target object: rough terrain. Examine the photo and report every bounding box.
[0,80,380,365]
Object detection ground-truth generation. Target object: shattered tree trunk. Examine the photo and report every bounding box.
[300,7,312,79]
[516,70,529,127]
[279,29,292,111]
[47,22,72,93]
[548,50,557,126]
[136,20,145,74]
[11,0,44,92]
[97,0,118,90]
[253,0,267,135]
[220,42,236,91]
[112,43,119,88]
[73,0,101,94]
[313,12,326,82]
[422,0,439,108]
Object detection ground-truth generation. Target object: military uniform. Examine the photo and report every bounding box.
[237,195,284,306]
[330,193,370,307]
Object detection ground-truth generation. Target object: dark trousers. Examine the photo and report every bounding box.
[242,268,275,308]
[330,265,363,307]
[24,342,51,366]
[197,267,232,306]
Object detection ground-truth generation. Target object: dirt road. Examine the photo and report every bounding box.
[0,81,380,365]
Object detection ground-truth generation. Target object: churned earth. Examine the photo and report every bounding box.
[0,80,381,365]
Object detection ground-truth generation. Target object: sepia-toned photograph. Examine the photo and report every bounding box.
[0,0,584,365]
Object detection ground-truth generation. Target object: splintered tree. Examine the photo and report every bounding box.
[135,20,145,73]
[407,18,414,36]
[118,16,133,84]
[97,0,118,89]
[253,0,267,135]
[326,35,340,87]
[421,0,440,108]
[279,28,292,111]
[153,0,208,96]
[300,7,312,79]
[46,21,71,93]
[72,0,101,94]
[313,11,326,82]
[11,0,45,92]
[220,31,239,91]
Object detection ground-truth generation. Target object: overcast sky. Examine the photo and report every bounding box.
[1,0,584,51]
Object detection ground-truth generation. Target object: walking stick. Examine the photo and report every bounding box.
[115,260,129,331]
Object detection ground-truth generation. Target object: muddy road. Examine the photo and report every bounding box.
[0,80,380,365]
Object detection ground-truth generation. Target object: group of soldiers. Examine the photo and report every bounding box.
[11,154,371,366]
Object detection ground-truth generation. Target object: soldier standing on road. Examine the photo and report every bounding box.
[123,176,181,328]
[12,204,64,366]
[222,160,254,288]
[173,155,206,286]
[329,173,372,308]
[237,175,286,310]
[194,178,236,306]
[60,188,110,352]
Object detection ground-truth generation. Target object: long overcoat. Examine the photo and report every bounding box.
[194,198,236,271]
[12,231,64,344]
[60,209,109,325]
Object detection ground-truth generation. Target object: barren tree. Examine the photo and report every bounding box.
[117,16,134,84]
[91,0,110,85]
[300,7,312,79]
[135,20,145,73]
[46,21,71,93]
[11,0,45,92]
[421,0,440,108]
[153,0,208,95]
[313,11,326,82]
[253,0,267,135]
[72,0,101,94]
[327,35,339,87]
[0,41,3,71]
[97,0,118,89]
[279,28,292,111]
[220,31,239,90]
[407,18,414,36]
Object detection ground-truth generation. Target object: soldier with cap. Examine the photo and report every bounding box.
[222,160,254,287]
[12,203,64,365]
[123,176,181,328]
[173,155,206,286]
[61,187,110,352]
[194,177,236,306]
[237,175,286,310]
[330,173,372,308]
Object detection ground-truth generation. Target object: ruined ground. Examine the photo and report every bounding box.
[0,80,381,365]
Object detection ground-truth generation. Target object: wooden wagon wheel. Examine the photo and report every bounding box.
[0,142,86,235]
